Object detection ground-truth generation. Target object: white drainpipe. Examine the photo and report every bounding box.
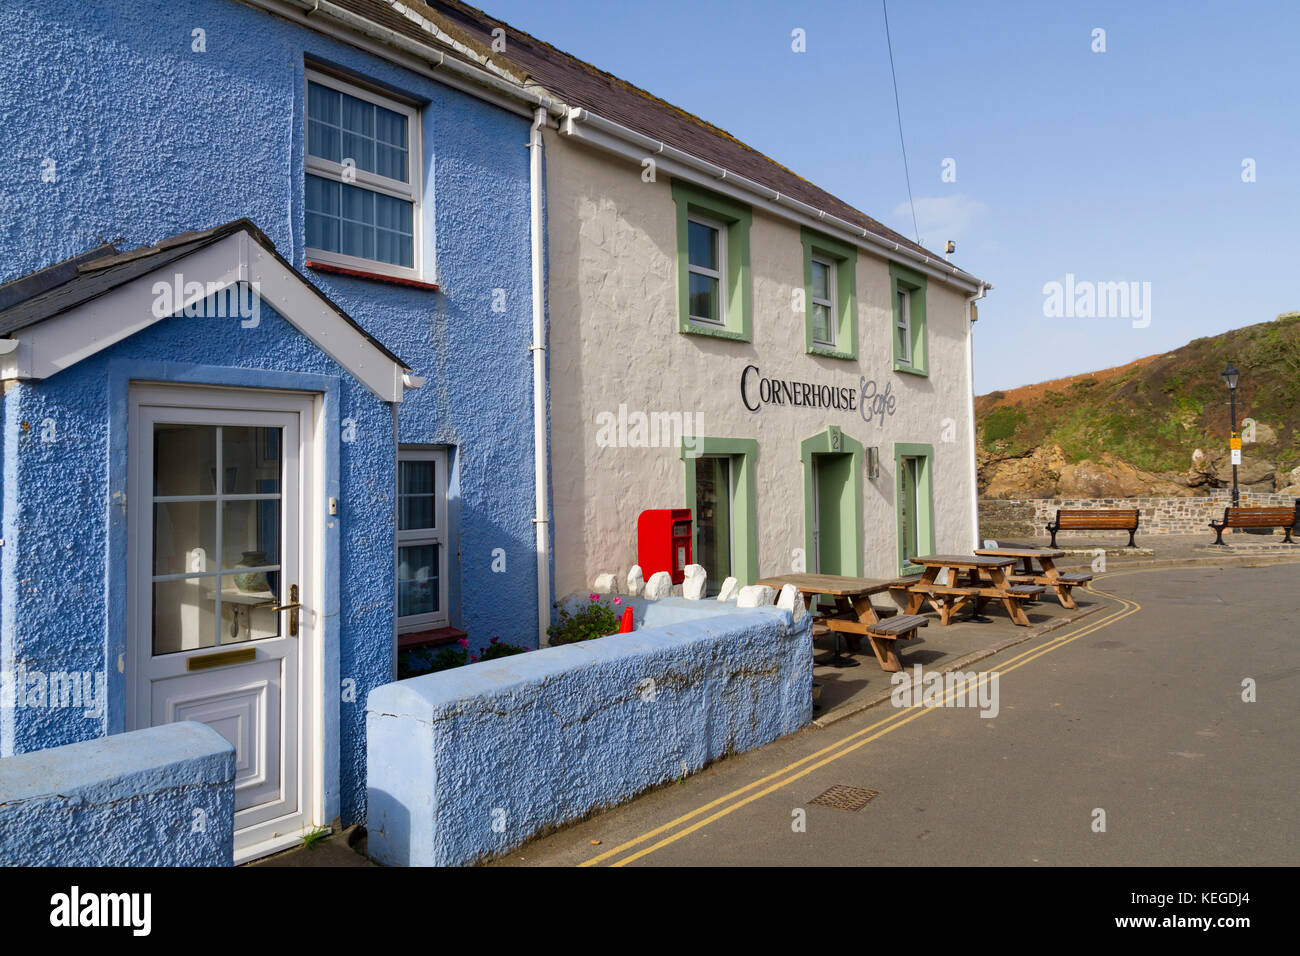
[965,283,988,548]
[529,107,552,646]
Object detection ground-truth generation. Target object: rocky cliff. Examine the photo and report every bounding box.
[977,313,1300,499]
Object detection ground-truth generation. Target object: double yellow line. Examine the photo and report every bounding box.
[581,572,1147,867]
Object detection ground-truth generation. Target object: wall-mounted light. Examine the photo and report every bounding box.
[867,446,880,480]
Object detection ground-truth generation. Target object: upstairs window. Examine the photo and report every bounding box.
[687,216,727,325]
[810,256,837,347]
[801,229,857,359]
[671,180,753,342]
[306,71,421,280]
[895,286,911,364]
[890,262,928,375]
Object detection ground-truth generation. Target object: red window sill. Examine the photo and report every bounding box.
[398,626,466,652]
[305,259,439,291]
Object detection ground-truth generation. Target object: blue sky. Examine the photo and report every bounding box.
[484,0,1299,393]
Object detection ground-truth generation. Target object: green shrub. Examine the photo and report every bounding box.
[981,406,1026,445]
[547,596,623,645]
[479,637,529,661]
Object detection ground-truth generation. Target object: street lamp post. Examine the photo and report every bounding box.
[1222,361,1240,507]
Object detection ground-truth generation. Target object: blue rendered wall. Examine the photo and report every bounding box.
[0,721,236,866]
[0,0,540,826]
[0,0,539,648]
[0,297,394,827]
[366,604,814,866]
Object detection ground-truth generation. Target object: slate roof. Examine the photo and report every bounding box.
[333,0,979,280]
[0,219,410,369]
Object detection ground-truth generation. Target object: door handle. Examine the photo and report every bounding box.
[254,584,301,636]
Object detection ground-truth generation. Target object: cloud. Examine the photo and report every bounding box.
[891,194,988,246]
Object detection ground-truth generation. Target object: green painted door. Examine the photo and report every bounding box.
[815,453,852,575]
[900,455,921,565]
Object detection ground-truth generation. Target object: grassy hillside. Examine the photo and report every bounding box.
[976,312,1300,492]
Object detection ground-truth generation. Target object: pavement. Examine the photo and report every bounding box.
[256,541,1300,868]
[492,562,1300,866]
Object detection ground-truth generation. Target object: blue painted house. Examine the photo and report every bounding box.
[0,0,554,861]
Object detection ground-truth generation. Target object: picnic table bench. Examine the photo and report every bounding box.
[1208,503,1299,545]
[757,573,928,672]
[973,547,1093,609]
[1046,508,1140,548]
[901,555,1045,627]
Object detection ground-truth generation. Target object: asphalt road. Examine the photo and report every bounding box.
[498,563,1300,866]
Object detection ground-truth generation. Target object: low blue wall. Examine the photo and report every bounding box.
[0,721,236,866]
[366,603,812,866]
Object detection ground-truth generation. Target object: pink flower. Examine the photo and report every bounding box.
[490,637,499,644]
[457,638,469,649]
[471,655,479,663]
[589,593,599,601]
[612,597,622,605]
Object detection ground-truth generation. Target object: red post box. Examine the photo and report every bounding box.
[637,508,692,584]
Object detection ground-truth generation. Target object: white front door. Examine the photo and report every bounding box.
[127,385,318,859]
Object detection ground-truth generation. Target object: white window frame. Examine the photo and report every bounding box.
[896,287,912,365]
[305,69,423,282]
[811,254,837,347]
[687,214,728,327]
[396,447,449,632]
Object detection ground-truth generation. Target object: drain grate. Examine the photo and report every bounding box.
[809,784,879,812]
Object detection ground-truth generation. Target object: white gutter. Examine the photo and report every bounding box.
[965,283,989,548]
[250,0,987,292]
[246,0,568,118]
[561,107,992,294]
[528,107,552,647]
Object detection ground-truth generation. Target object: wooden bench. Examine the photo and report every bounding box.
[1009,570,1092,606]
[906,582,1047,626]
[822,611,928,671]
[1208,504,1299,545]
[1046,508,1140,548]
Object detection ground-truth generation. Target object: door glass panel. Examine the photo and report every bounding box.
[219,575,281,644]
[221,426,280,494]
[153,577,217,654]
[222,498,280,572]
[154,424,216,495]
[152,423,284,655]
[153,501,215,576]
[398,543,439,617]
[694,457,732,593]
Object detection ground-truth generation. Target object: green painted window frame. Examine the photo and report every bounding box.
[894,442,936,575]
[890,262,929,376]
[672,180,753,342]
[681,437,759,585]
[800,426,864,577]
[801,229,857,360]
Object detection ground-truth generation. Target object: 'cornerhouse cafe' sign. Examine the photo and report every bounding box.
[740,364,897,425]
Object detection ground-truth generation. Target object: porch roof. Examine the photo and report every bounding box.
[0,219,420,402]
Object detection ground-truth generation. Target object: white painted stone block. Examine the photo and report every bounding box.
[736,585,776,608]
[776,583,807,623]
[644,571,673,600]
[715,576,739,602]
[682,564,707,600]
[627,565,645,596]
[592,573,617,595]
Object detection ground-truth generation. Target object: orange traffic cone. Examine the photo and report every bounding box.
[618,607,634,633]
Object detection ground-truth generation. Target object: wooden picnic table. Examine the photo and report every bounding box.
[903,554,1044,627]
[972,547,1092,609]
[756,573,927,672]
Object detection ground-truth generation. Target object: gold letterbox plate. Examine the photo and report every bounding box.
[187,647,256,671]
